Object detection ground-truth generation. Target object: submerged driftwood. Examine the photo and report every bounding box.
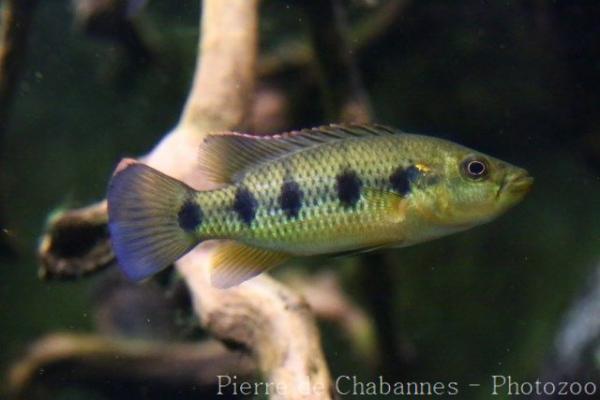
[14,0,405,398]
[23,0,336,399]
[9,335,255,399]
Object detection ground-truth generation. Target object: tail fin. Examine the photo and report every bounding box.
[107,160,201,281]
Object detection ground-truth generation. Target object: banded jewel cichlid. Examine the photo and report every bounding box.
[107,124,533,288]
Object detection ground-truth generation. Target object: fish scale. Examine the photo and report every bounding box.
[193,136,419,255]
[107,124,532,288]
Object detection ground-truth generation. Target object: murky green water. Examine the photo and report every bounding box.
[1,1,598,399]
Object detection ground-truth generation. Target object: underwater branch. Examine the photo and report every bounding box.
[9,334,254,398]
[166,1,334,397]
[35,0,335,399]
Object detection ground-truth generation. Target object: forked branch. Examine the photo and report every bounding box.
[34,0,334,399]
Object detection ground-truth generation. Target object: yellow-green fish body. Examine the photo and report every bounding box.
[108,125,532,288]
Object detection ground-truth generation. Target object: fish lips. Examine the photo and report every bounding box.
[498,171,534,198]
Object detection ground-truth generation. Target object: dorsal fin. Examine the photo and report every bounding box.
[198,124,399,185]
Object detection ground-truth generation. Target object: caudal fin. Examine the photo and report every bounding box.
[107,160,200,281]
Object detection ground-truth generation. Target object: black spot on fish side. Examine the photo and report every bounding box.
[233,186,258,225]
[336,169,362,207]
[279,180,303,219]
[389,165,421,196]
[178,200,203,232]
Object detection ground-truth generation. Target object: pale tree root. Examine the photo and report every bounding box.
[8,334,254,400]
[30,0,337,399]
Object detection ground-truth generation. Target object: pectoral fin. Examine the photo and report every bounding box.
[362,188,408,224]
[210,241,290,289]
[329,190,407,258]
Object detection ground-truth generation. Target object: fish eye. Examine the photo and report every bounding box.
[461,157,488,180]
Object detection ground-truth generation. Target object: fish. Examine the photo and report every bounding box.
[107,124,533,288]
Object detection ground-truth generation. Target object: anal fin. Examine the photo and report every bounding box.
[330,243,391,258]
[210,241,290,289]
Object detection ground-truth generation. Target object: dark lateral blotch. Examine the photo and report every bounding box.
[233,186,258,225]
[279,179,303,219]
[389,165,421,196]
[178,200,203,232]
[336,169,362,207]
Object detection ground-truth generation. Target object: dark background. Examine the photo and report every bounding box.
[1,1,599,399]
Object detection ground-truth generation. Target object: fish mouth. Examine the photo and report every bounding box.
[499,170,534,198]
